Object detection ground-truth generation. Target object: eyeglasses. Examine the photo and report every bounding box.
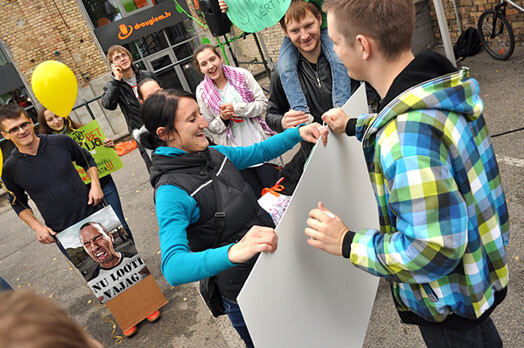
[112,54,128,63]
[5,121,32,135]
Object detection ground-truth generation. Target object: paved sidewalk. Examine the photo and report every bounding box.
[1,47,523,347]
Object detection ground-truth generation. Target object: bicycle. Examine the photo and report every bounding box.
[477,0,522,60]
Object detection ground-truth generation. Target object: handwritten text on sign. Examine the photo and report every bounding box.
[68,120,124,184]
[226,0,291,33]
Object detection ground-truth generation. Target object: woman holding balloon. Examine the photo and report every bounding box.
[37,107,131,236]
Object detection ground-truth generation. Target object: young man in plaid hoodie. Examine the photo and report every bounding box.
[305,0,509,346]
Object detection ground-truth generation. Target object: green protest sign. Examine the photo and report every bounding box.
[68,120,124,184]
[226,0,291,33]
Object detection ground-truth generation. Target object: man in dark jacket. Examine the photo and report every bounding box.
[266,0,355,193]
[101,45,155,172]
[0,104,103,245]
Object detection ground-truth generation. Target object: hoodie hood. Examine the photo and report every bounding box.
[362,52,483,142]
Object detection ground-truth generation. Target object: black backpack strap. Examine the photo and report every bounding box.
[209,156,228,248]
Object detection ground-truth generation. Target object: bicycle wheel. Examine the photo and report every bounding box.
[478,10,515,60]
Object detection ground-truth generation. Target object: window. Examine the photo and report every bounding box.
[82,0,157,28]
[121,0,149,13]
[82,0,123,28]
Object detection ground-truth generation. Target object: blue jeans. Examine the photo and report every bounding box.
[277,28,352,112]
[0,277,13,291]
[102,176,133,240]
[222,297,254,348]
[418,317,502,348]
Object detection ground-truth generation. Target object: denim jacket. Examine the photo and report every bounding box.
[277,29,352,112]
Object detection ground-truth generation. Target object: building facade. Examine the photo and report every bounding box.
[429,0,524,44]
[1,0,509,161]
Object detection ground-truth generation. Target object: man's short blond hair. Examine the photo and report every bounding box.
[107,44,133,64]
[323,0,414,61]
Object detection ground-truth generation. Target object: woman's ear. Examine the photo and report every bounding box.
[156,127,169,142]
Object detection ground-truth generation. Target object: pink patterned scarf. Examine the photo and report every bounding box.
[200,65,275,139]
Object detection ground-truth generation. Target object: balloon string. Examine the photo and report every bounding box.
[0,180,26,210]
[67,117,87,148]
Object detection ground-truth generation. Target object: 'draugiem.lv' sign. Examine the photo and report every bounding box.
[94,1,190,52]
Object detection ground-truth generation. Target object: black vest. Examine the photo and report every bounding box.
[151,148,274,300]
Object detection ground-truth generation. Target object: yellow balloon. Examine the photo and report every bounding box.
[0,148,3,178]
[31,60,78,118]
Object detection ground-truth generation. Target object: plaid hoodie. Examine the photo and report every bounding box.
[352,68,509,323]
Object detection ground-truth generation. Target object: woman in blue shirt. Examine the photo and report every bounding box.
[140,89,326,347]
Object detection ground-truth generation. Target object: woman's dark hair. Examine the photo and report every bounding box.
[137,77,161,101]
[140,89,197,150]
[37,106,82,135]
[192,44,222,74]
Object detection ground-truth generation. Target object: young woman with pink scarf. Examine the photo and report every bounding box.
[194,45,281,198]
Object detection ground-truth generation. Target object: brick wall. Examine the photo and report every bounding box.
[0,0,108,89]
[229,24,285,73]
[428,0,524,46]
[185,0,285,75]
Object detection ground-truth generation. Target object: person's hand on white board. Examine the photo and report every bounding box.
[228,226,278,264]
[305,202,349,256]
[299,123,328,146]
[321,108,349,134]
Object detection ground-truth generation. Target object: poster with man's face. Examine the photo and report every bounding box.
[57,206,150,303]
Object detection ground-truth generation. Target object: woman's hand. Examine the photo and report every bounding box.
[305,202,349,256]
[299,123,328,146]
[103,138,115,148]
[219,0,228,13]
[228,226,278,264]
[220,103,235,120]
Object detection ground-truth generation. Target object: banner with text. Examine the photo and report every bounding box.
[226,0,291,33]
[57,206,148,303]
[69,120,123,184]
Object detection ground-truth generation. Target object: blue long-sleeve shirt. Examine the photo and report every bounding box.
[155,127,303,286]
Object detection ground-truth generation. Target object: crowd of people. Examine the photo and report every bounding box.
[0,0,510,347]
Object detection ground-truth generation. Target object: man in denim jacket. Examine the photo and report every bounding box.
[265,0,355,193]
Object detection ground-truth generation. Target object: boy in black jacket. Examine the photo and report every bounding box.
[101,45,155,172]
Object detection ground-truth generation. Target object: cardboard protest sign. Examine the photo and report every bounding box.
[56,206,167,330]
[225,0,291,33]
[238,85,380,348]
[68,120,124,184]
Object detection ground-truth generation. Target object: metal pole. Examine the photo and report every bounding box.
[255,32,274,70]
[223,35,239,67]
[433,0,457,67]
[452,0,463,34]
[252,33,271,77]
[83,99,96,121]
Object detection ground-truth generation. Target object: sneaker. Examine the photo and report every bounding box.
[123,326,137,337]
[146,310,161,323]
